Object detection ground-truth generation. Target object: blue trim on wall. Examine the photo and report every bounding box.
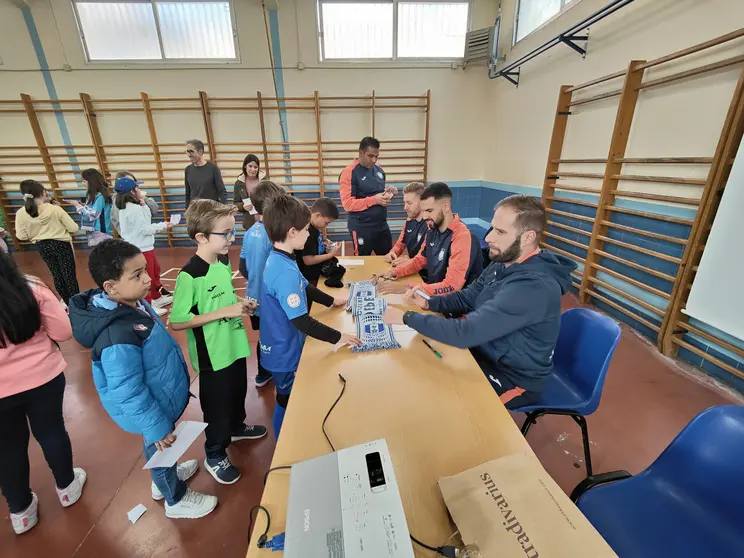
[268,8,291,183]
[21,8,79,179]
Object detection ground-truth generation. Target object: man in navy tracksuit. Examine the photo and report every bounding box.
[340,137,397,256]
[379,182,483,297]
[384,195,577,409]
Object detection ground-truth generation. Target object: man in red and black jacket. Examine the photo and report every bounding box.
[339,137,397,256]
[378,182,483,297]
[383,182,429,270]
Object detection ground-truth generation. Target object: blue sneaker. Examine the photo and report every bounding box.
[205,456,241,485]
[231,424,267,442]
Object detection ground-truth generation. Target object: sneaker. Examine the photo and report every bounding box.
[153,306,168,317]
[56,468,87,508]
[152,459,199,501]
[231,424,268,442]
[159,286,173,297]
[205,456,241,485]
[164,489,218,519]
[152,294,173,308]
[10,493,38,535]
[255,370,273,388]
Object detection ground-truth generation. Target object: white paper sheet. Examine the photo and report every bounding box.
[127,504,147,524]
[338,259,364,266]
[243,197,258,215]
[143,421,207,470]
[169,213,182,225]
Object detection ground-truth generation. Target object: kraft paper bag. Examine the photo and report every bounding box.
[438,452,617,558]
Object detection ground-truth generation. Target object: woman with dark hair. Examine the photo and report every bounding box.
[234,154,264,230]
[0,250,86,534]
[64,168,112,246]
[15,180,80,305]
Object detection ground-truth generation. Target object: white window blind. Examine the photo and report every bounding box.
[74,0,237,61]
[318,0,470,61]
[515,0,573,44]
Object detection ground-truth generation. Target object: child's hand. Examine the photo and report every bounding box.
[243,297,258,315]
[338,334,363,348]
[63,199,81,208]
[155,432,177,451]
[165,222,174,230]
[330,243,342,257]
[222,302,245,319]
[332,296,347,307]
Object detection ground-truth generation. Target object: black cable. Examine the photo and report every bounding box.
[411,534,443,553]
[321,373,346,451]
[248,505,271,548]
[263,465,292,486]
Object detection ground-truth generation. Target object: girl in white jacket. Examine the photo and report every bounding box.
[113,176,173,315]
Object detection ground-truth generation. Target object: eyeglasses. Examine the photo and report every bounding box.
[210,229,236,242]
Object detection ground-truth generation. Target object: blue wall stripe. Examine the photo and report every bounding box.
[21,8,79,179]
[268,8,291,183]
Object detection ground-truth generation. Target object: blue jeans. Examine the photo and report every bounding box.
[143,439,186,506]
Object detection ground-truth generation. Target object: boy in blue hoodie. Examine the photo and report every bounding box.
[383,195,577,409]
[69,239,218,519]
[237,180,285,388]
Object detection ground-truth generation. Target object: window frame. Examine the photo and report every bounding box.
[316,0,472,63]
[512,0,579,46]
[71,0,241,64]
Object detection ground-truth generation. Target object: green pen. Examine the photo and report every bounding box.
[422,339,443,359]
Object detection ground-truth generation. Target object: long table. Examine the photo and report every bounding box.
[247,256,533,557]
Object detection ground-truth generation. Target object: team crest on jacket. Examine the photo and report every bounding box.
[133,324,149,332]
[376,172,383,179]
[438,249,445,261]
[417,233,423,242]
[287,293,301,308]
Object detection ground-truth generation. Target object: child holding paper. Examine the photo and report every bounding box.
[114,175,173,315]
[69,239,218,520]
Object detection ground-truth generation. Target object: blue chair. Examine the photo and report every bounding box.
[571,405,744,557]
[515,308,621,476]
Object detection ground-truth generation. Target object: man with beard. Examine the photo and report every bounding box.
[377,182,482,296]
[383,195,577,409]
[184,139,226,207]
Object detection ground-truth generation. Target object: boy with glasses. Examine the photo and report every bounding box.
[170,200,267,485]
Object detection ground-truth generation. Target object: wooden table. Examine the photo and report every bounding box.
[247,257,532,557]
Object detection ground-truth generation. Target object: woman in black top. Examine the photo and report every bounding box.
[233,154,263,230]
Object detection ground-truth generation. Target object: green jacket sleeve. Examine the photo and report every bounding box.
[170,272,196,324]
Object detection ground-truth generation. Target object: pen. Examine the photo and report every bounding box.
[422,339,443,359]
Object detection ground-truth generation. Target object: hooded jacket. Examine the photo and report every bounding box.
[69,289,190,445]
[404,251,577,394]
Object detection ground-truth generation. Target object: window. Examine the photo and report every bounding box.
[73,0,238,61]
[514,0,575,44]
[317,0,470,61]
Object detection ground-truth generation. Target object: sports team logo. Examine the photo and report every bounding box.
[438,249,445,261]
[287,293,301,308]
[376,172,383,179]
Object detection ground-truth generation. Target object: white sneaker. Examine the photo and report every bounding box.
[10,493,38,535]
[152,294,173,308]
[164,489,218,519]
[152,460,199,501]
[56,468,87,508]
[153,306,168,317]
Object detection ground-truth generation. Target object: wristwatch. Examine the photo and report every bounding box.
[403,310,416,324]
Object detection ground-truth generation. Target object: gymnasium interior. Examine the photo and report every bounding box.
[1,0,743,556]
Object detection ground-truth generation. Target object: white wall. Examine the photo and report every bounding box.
[0,0,499,183]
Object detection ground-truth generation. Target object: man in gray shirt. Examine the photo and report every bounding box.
[185,139,226,207]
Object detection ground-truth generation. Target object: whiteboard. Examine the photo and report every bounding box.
[685,134,744,342]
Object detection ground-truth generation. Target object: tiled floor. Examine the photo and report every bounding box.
[2,246,741,558]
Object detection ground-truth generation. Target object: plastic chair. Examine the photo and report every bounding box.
[571,405,744,557]
[514,308,621,476]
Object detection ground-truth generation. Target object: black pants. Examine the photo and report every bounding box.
[249,316,270,380]
[484,368,541,410]
[351,226,393,256]
[199,358,247,459]
[37,240,79,304]
[0,373,74,513]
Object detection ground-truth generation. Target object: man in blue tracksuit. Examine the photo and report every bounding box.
[383,195,577,409]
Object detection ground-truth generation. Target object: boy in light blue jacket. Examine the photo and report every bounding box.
[69,239,218,520]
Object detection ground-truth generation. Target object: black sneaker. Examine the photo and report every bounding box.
[159,286,172,297]
[255,370,273,388]
[205,456,241,485]
[231,424,267,442]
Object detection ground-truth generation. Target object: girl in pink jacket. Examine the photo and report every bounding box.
[0,251,86,535]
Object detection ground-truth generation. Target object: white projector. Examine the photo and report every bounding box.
[284,439,415,557]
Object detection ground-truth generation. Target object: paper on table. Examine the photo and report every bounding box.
[338,259,364,266]
[243,197,258,215]
[127,504,147,524]
[170,213,182,225]
[143,421,207,470]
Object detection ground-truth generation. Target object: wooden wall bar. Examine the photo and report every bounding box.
[539,28,744,382]
[0,90,430,248]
